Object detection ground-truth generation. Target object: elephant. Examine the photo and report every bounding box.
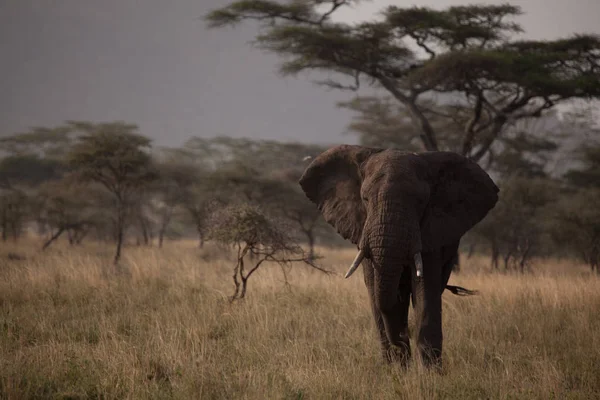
[298,145,499,368]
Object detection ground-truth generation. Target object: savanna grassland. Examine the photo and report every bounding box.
[1,241,599,400]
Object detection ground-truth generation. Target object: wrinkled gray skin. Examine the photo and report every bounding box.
[298,145,499,368]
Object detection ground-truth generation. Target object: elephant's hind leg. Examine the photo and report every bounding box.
[363,261,411,365]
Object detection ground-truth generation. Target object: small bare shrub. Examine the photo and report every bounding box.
[208,204,328,302]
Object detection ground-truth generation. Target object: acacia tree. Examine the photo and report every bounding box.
[35,179,102,250]
[551,189,600,273]
[0,152,66,242]
[206,2,600,161]
[473,176,555,271]
[67,122,157,264]
[553,129,600,272]
[0,127,78,243]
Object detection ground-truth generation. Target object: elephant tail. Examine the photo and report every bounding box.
[445,285,478,296]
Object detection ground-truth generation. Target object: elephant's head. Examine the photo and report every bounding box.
[298,145,499,280]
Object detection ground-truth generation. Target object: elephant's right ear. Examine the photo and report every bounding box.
[298,145,381,245]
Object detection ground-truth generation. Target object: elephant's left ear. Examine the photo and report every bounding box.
[298,145,381,246]
[418,152,499,251]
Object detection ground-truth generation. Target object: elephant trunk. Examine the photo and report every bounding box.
[343,201,423,283]
[366,204,422,345]
[367,204,421,265]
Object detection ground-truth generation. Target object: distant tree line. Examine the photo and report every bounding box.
[0,122,340,266]
[1,104,599,274]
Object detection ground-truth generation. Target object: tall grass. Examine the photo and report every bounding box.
[1,241,599,399]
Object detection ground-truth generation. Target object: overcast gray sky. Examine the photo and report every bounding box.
[2,0,599,147]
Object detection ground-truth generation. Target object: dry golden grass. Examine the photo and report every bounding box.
[1,240,599,399]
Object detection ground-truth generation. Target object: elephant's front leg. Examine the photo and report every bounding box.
[412,250,443,369]
[440,242,460,294]
[363,261,411,365]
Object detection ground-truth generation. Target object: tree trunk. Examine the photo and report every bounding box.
[230,259,243,302]
[67,229,74,245]
[157,208,173,249]
[197,228,204,248]
[74,228,88,245]
[10,219,19,242]
[139,215,150,246]
[42,227,65,250]
[518,239,531,274]
[590,250,599,274]
[1,208,7,242]
[158,229,165,248]
[114,226,124,265]
[377,76,438,151]
[490,239,499,270]
[503,252,512,271]
[306,229,315,262]
[240,277,248,299]
[114,205,125,265]
[143,227,150,246]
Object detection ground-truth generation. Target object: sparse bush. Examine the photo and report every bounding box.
[208,204,328,301]
[550,188,600,273]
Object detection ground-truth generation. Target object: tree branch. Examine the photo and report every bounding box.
[318,0,349,24]
[405,32,436,59]
[244,258,267,281]
[511,96,557,119]
[461,90,484,155]
[377,76,439,151]
[469,115,507,161]
[264,254,332,274]
[313,70,361,91]
[206,0,354,28]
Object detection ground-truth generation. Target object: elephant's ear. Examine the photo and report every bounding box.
[418,152,499,251]
[298,145,382,245]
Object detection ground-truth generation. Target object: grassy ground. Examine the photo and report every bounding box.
[1,240,599,399]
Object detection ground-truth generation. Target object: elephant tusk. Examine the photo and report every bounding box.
[414,252,424,278]
[344,249,365,279]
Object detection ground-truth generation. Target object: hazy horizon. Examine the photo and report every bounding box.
[2,0,599,148]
